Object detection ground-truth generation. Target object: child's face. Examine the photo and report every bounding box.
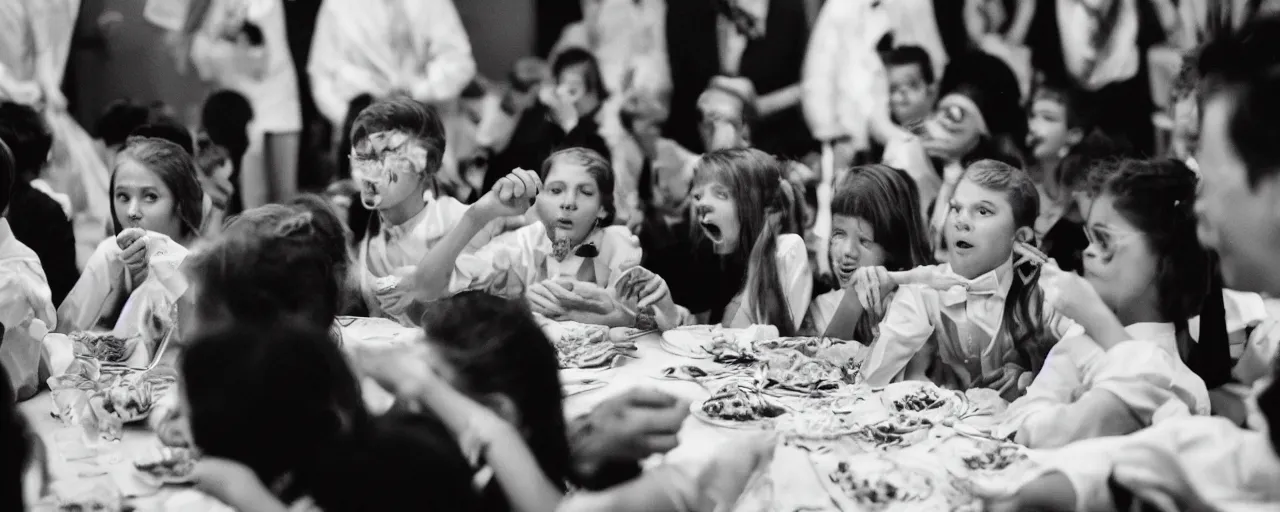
[651,160,693,217]
[113,157,183,239]
[350,130,429,211]
[1027,98,1077,161]
[829,215,886,288]
[1081,193,1157,314]
[691,179,740,255]
[536,162,607,248]
[945,178,1021,279]
[888,64,934,126]
[556,64,595,114]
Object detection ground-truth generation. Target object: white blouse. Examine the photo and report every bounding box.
[447,223,643,300]
[0,219,56,400]
[56,233,189,338]
[722,233,812,331]
[1028,416,1280,512]
[861,260,1082,400]
[190,0,302,133]
[357,197,505,325]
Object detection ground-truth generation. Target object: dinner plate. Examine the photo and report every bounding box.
[690,391,790,430]
[878,381,967,423]
[659,326,722,358]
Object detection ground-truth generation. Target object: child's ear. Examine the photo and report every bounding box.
[1014,226,1036,245]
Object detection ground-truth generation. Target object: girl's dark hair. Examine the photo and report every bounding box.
[188,205,341,332]
[419,292,573,490]
[960,160,1052,373]
[1097,159,1232,388]
[692,148,801,335]
[111,137,205,238]
[181,322,483,511]
[289,194,353,278]
[832,164,935,342]
[540,147,617,226]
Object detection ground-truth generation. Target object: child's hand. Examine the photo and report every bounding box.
[850,266,894,314]
[889,266,969,291]
[190,456,267,505]
[352,341,439,398]
[117,228,150,285]
[473,168,541,222]
[374,267,417,318]
[614,267,672,309]
[571,388,689,474]
[1041,265,1111,330]
[526,280,576,318]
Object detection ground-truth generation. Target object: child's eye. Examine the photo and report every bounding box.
[114,193,129,202]
[860,238,874,247]
[145,193,160,202]
[714,190,729,200]
[978,207,993,216]
[830,231,846,241]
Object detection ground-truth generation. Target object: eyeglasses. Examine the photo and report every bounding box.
[1084,224,1140,255]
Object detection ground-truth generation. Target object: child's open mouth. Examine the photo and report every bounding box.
[953,240,975,250]
[554,218,575,230]
[700,221,723,242]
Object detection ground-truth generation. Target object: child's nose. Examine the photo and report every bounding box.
[694,204,713,217]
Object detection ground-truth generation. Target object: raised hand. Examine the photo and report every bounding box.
[117,228,150,286]
[473,168,541,221]
[888,266,969,291]
[850,266,894,314]
[614,267,672,309]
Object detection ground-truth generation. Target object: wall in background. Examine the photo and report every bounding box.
[456,0,537,79]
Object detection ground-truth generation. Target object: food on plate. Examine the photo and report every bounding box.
[660,365,710,380]
[70,332,136,363]
[549,322,635,368]
[961,444,1026,472]
[697,384,787,423]
[135,447,198,483]
[94,380,155,422]
[758,350,845,392]
[828,459,936,510]
[879,381,964,422]
[854,414,933,448]
[936,436,1037,498]
[756,337,827,357]
[892,386,947,412]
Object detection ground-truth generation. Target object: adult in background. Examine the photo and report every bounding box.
[308,0,476,192]
[180,0,303,209]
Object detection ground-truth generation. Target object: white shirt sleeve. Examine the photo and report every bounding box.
[861,284,936,387]
[56,238,126,334]
[408,0,477,104]
[776,234,813,331]
[1028,416,1280,512]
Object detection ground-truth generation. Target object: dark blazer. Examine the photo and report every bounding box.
[666,0,815,159]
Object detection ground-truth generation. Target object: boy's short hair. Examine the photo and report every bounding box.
[1032,82,1098,131]
[351,97,446,175]
[94,99,154,148]
[131,118,195,155]
[882,45,935,84]
[0,101,52,180]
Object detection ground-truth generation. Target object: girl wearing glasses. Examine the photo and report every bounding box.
[997,159,1277,448]
[350,98,507,325]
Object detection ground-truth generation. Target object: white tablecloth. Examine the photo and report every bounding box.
[20,319,739,510]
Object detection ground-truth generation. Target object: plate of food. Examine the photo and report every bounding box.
[134,446,198,486]
[815,454,958,511]
[692,383,789,429]
[659,325,726,358]
[878,381,967,422]
[757,349,847,395]
[934,435,1037,496]
[70,331,141,365]
[548,322,637,369]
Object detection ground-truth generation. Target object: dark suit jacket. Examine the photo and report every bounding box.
[666,0,815,159]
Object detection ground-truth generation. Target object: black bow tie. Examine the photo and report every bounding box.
[575,243,599,258]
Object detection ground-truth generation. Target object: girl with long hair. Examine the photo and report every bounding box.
[861,159,1081,400]
[806,164,936,341]
[999,159,1275,448]
[677,148,811,335]
[56,138,205,363]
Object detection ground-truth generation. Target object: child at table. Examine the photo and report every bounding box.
[997,159,1274,448]
[408,147,646,327]
[663,148,811,334]
[804,164,935,341]
[0,139,56,400]
[350,98,508,325]
[56,137,204,361]
[861,160,1081,400]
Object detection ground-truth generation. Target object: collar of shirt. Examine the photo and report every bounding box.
[537,225,606,280]
[379,197,449,244]
[939,258,1014,306]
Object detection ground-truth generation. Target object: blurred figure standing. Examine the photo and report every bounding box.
[179,0,303,209]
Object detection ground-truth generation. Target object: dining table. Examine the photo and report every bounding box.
[20,318,1044,511]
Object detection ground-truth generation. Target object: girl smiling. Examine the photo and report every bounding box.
[861,160,1080,400]
[57,138,204,358]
